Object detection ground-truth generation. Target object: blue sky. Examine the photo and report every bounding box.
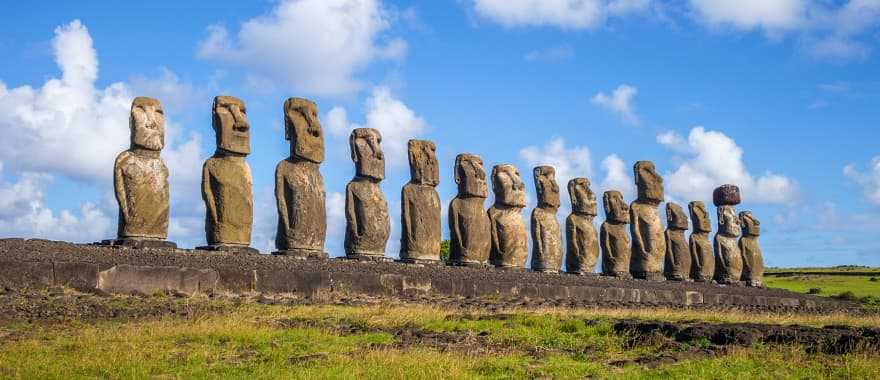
[1,0,879,267]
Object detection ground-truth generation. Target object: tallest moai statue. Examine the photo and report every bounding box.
[629,161,666,281]
[274,98,326,258]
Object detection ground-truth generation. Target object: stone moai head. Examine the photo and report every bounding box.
[492,164,526,208]
[408,139,439,186]
[717,206,742,236]
[666,202,688,230]
[568,178,597,216]
[634,161,664,204]
[603,190,629,224]
[713,184,742,207]
[350,128,385,180]
[455,154,488,198]
[688,201,711,233]
[534,166,560,209]
[213,96,250,155]
[740,211,761,236]
[130,97,165,151]
[284,97,324,163]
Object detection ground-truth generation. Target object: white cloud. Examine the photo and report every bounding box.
[844,156,880,205]
[689,0,807,31]
[658,127,798,205]
[524,45,575,62]
[519,137,592,186]
[471,0,652,29]
[591,84,640,125]
[599,154,636,201]
[325,191,347,257]
[197,0,405,96]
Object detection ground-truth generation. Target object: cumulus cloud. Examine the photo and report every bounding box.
[599,154,636,200]
[689,0,806,31]
[471,0,652,29]
[519,137,592,186]
[197,0,405,96]
[844,156,880,205]
[591,84,640,125]
[658,127,798,204]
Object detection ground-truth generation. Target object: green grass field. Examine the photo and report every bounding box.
[764,266,880,305]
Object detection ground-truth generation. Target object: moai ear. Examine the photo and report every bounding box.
[454,159,463,185]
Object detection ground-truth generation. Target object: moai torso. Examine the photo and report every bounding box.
[488,164,528,268]
[530,166,562,272]
[114,97,170,240]
[664,202,690,281]
[345,128,390,257]
[565,178,599,274]
[600,190,630,277]
[629,161,666,280]
[739,211,764,287]
[448,154,491,265]
[400,140,441,262]
[713,184,743,284]
[688,201,714,282]
[275,98,326,254]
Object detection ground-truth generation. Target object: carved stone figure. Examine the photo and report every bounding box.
[106,97,175,249]
[600,190,631,277]
[530,166,562,272]
[274,97,326,258]
[448,154,491,266]
[345,128,390,259]
[739,211,764,287]
[713,184,743,284]
[488,164,528,269]
[399,139,441,263]
[629,161,666,281]
[688,201,714,282]
[565,178,599,275]
[664,202,690,281]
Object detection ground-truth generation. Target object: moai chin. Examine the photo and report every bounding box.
[565,178,599,275]
[629,161,666,281]
[688,201,714,282]
[200,96,256,254]
[274,97,326,258]
[600,190,631,277]
[739,211,764,287]
[448,154,491,266]
[345,128,390,260]
[530,166,563,273]
[713,184,743,284]
[399,139,441,264]
[106,97,175,249]
[664,202,691,281]
[488,164,528,269]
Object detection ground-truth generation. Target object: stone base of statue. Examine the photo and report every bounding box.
[602,271,632,279]
[491,264,526,272]
[272,249,327,260]
[716,278,744,286]
[746,280,764,288]
[344,253,391,262]
[565,270,599,276]
[692,277,714,283]
[531,267,560,274]
[98,238,177,250]
[665,274,689,282]
[447,261,489,268]
[196,244,259,255]
[632,271,665,281]
[396,258,442,265]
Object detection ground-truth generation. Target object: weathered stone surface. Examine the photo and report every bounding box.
[113,97,171,244]
[96,264,218,296]
[565,178,599,275]
[448,154,491,266]
[202,96,254,249]
[275,98,326,256]
[713,184,741,207]
[664,202,691,281]
[530,166,562,272]
[345,128,390,258]
[689,201,714,282]
[400,140,441,262]
[601,191,631,277]
[630,161,666,281]
[739,211,764,288]
[488,164,528,268]
[714,203,743,284]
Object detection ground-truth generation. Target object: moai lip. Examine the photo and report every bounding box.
[345,128,390,259]
[565,178,599,275]
[530,166,562,273]
[399,139,441,264]
[448,153,491,266]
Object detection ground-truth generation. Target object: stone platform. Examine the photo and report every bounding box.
[0,238,858,313]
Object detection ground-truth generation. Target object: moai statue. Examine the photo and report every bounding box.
[664,202,691,281]
[448,154,491,266]
[399,139,441,264]
[274,98,326,258]
[488,164,528,269]
[105,97,175,249]
[739,211,764,288]
[345,128,390,260]
[713,184,743,284]
[600,191,631,277]
[629,161,666,281]
[688,201,714,282]
[565,178,599,275]
[530,166,562,273]
[200,96,256,254]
